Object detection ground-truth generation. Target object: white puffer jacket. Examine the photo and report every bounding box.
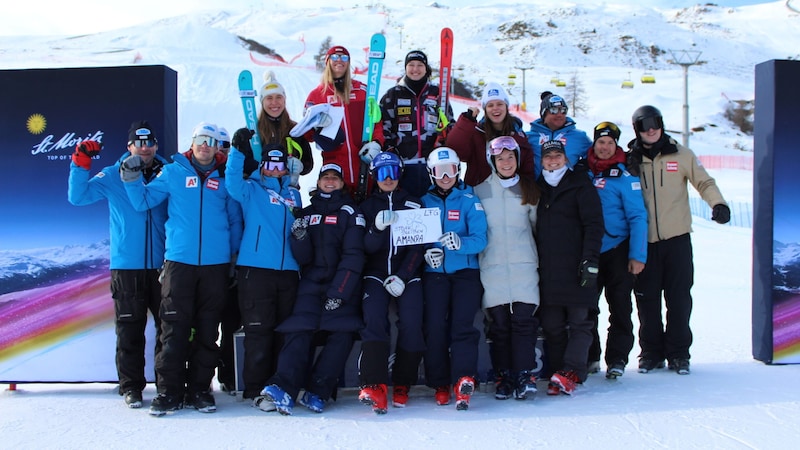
[474,174,540,310]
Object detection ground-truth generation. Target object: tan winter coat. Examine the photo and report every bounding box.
[474,174,540,310]
[635,137,727,243]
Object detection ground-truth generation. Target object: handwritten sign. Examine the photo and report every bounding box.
[391,207,442,246]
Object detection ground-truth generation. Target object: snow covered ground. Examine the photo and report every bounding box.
[5,221,800,449]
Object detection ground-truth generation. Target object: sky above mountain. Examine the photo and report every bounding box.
[2,0,779,36]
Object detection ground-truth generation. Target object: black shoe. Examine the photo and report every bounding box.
[638,358,666,373]
[149,393,183,417]
[123,390,143,409]
[587,361,601,374]
[186,390,217,413]
[494,369,514,400]
[605,362,626,379]
[668,358,691,375]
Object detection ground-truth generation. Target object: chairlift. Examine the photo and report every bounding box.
[621,72,634,89]
[477,79,485,87]
[555,79,566,87]
[508,80,516,87]
[550,75,560,84]
[641,72,656,84]
[508,73,517,79]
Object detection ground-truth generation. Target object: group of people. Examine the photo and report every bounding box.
[67,43,731,417]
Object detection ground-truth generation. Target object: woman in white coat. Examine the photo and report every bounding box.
[474,136,542,401]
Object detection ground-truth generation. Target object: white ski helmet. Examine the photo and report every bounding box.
[427,147,461,180]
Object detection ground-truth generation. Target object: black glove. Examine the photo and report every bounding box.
[579,259,599,288]
[711,204,730,224]
[324,298,342,311]
[231,128,255,153]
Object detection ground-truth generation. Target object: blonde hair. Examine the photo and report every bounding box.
[321,59,353,104]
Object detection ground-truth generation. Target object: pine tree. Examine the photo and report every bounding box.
[315,36,333,72]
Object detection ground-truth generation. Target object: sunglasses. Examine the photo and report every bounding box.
[488,136,519,156]
[547,106,568,115]
[374,165,400,182]
[329,54,350,62]
[262,160,286,172]
[634,116,663,132]
[430,164,459,180]
[131,139,156,148]
[192,135,218,147]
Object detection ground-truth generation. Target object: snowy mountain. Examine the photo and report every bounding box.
[0,240,109,295]
[774,240,800,292]
[1,1,797,160]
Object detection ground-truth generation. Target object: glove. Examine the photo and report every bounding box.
[232,128,255,153]
[374,210,398,231]
[712,204,730,224]
[383,275,406,298]
[424,248,444,269]
[324,298,342,311]
[287,156,303,188]
[579,259,600,288]
[359,141,381,164]
[72,140,102,170]
[291,217,309,240]
[439,231,461,251]
[120,155,144,182]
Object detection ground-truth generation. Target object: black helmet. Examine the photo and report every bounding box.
[632,105,664,133]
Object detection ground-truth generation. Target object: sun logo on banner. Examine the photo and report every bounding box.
[27,113,47,134]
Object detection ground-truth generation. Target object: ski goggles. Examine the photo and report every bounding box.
[546,106,568,115]
[488,136,519,156]
[594,122,621,141]
[192,135,218,147]
[634,116,664,132]
[329,54,350,62]
[261,160,286,172]
[430,164,459,180]
[131,139,156,148]
[374,165,401,182]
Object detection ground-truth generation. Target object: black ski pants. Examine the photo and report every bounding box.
[110,269,162,394]
[588,239,636,366]
[156,261,227,396]
[634,233,694,361]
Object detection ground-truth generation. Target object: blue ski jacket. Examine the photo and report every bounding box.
[225,147,299,271]
[527,117,592,177]
[583,159,649,263]
[421,181,488,274]
[124,151,243,266]
[68,152,169,270]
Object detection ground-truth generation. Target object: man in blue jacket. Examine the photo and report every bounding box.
[579,122,648,379]
[122,122,243,416]
[68,120,168,409]
[527,91,592,177]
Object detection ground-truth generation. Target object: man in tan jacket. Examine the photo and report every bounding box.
[626,105,730,376]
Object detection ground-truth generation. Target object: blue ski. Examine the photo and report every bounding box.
[238,70,263,162]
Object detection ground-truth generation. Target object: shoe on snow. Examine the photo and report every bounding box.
[638,358,666,373]
[606,362,626,379]
[550,370,580,395]
[494,370,514,400]
[149,393,183,417]
[587,361,601,374]
[514,371,538,400]
[253,396,277,412]
[434,386,451,406]
[668,358,691,375]
[546,382,560,396]
[261,384,294,415]
[186,390,216,413]
[123,390,143,409]
[454,376,475,411]
[359,384,388,414]
[299,391,325,413]
[392,385,409,408]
